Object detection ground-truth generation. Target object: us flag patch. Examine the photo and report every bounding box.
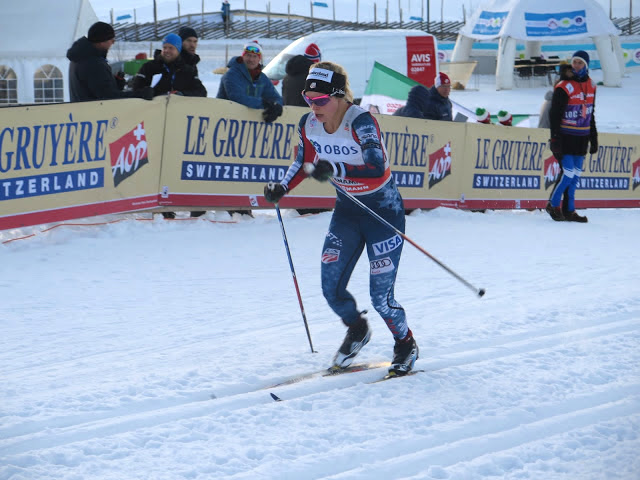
[322,248,340,263]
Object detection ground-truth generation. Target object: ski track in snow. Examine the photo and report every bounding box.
[1,209,640,479]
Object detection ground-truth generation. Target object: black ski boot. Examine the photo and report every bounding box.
[545,202,565,222]
[565,211,588,223]
[332,313,371,369]
[389,330,419,376]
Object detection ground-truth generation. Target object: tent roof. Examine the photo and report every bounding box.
[459,0,619,41]
[1,0,98,58]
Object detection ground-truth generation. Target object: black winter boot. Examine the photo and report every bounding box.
[565,211,588,223]
[545,202,565,221]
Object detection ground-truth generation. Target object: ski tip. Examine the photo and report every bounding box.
[270,392,283,402]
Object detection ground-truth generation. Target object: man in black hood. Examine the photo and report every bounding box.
[282,43,321,107]
[178,26,201,75]
[67,21,152,102]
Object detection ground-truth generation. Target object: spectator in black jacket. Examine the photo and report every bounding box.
[422,72,453,121]
[133,33,207,219]
[67,22,153,102]
[178,26,201,76]
[176,26,207,218]
[393,72,452,121]
[282,43,321,107]
[133,33,207,98]
[393,84,430,119]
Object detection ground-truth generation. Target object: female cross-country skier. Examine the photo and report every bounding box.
[263,61,418,376]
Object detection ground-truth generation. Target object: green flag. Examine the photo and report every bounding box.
[361,61,535,126]
[360,62,420,115]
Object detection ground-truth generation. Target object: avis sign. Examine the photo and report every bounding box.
[406,36,437,87]
[109,123,150,187]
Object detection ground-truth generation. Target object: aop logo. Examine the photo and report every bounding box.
[544,155,561,189]
[370,257,394,275]
[632,158,640,190]
[428,142,452,188]
[109,122,149,187]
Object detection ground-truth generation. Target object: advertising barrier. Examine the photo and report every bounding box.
[460,123,640,209]
[159,96,335,211]
[1,96,639,231]
[0,98,166,230]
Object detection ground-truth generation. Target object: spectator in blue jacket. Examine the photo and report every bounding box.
[217,41,282,216]
[221,0,231,32]
[216,41,283,123]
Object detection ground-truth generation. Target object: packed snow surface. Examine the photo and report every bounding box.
[1,206,640,479]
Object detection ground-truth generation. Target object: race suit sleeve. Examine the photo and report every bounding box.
[342,111,385,178]
[280,113,313,192]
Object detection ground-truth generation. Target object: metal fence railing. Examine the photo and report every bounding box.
[112,10,640,42]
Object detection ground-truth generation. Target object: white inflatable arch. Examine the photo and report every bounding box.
[451,0,624,90]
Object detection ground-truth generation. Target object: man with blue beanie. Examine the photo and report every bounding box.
[132,33,207,219]
[133,33,206,98]
[545,50,598,223]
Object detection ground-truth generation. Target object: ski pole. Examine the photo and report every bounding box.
[274,202,317,353]
[329,179,486,298]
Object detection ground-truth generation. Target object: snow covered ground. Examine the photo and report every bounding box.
[2,2,639,479]
[2,206,640,479]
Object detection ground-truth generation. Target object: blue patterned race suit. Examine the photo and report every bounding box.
[281,104,409,339]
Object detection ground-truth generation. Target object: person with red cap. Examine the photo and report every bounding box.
[282,43,322,107]
[423,72,453,121]
[393,72,452,121]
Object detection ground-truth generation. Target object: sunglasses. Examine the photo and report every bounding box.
[301,92,333,107]
[244,45,261,54]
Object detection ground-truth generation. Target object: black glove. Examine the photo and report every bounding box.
[115,71,126,91]
[589,136,598,155]
[140,86,155,101]
[262,99,283,123]
[306,159,335,182]
[549,136,563,161]
[264,182,287,203]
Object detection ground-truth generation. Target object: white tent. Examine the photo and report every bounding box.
[0,0,99,103]
[451,0,624,90]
